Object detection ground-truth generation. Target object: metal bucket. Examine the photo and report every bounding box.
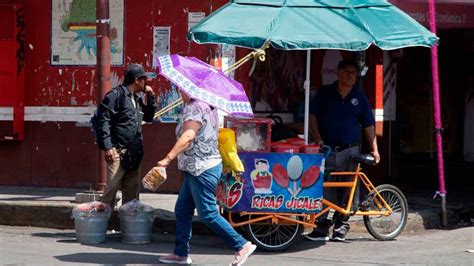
[74,213,110,244]
[119,211,155,244]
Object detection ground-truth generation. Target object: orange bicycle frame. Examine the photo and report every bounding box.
[225,163,394,228]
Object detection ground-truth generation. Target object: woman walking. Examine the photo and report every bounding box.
[157,91,256,266]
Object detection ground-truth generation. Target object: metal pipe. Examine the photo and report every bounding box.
[96,0,111,191]
[304,50,311,145]
[427,0,448,226]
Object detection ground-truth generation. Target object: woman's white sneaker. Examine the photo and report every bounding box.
[159,253,192,265]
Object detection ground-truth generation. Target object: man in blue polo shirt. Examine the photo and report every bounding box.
[307,59,380,242]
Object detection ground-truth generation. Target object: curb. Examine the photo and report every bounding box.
[0,202,75,229]
[0,201,448,236]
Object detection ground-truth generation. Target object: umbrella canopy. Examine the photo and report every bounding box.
[188,0,438,50]
[155,54,253,117]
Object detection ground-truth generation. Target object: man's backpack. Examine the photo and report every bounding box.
[90,109,99,142]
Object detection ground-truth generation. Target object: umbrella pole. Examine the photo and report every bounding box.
[224,41,270,75]
[304,50,311,145]
[428,0,447,226]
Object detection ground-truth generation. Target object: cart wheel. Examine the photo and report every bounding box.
[363,184,408,241]
[244,214,303,252]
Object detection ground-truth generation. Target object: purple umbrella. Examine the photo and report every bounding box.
[154,54,253,117]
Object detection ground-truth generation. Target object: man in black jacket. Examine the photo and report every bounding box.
[97,63,158,208]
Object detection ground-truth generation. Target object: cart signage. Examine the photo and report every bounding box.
[217,152,324,213]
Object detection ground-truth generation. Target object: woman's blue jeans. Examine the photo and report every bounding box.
[173,163,247,257]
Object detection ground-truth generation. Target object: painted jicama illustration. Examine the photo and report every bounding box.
[52,0,123,65]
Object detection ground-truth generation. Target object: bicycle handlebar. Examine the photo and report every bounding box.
[319,145,375,165]
[350,154,376,165]
[319,145,332,159]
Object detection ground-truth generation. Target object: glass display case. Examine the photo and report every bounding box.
[224,117,272,152]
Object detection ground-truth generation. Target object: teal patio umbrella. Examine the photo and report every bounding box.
[188,0,438,144]
[188,0,438,51]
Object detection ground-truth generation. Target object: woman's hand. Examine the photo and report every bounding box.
[157,155,172,167]
[157,159,169,167]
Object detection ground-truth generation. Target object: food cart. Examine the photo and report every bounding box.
[216,117,327,251]
[216,117,408,251]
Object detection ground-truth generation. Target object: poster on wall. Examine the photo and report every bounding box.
[188,12,205,31]
[221,44,236,79]
[51,0,124,66]
[153,26,178,123]
[152,27,170,67]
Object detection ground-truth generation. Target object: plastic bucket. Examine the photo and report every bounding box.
[73,213,110,244]
[119,211,155,244]
[271,143,300,153]
[300,144,320,154]
[286,138,306,146]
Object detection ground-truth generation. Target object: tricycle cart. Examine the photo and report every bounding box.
[217,118,407,252]
[217,150,408,252]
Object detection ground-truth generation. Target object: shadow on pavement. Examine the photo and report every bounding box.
[0,196,50,201]
[0,186,82,197]
[55,252,158,264]
[35,232,236,256]
[31,229,380,255]
[32,232,76,239]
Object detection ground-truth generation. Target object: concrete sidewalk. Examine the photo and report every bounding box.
[0,186,465,235]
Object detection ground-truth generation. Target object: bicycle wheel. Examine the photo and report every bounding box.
[363,184,408,241]
[244,214,303,252]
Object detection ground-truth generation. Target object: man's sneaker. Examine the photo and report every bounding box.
[304,231,329,241]
[230,241,257,266]
[331,235,348,242]
[159,253,192,265]
[301,226,314,235]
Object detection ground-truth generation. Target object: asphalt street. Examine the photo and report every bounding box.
[0,225,472,265]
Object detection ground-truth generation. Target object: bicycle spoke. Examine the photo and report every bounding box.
[364,185,408,240]
[247,215,301,251]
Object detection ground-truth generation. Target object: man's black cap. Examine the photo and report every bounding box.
[337,59,358,70]
[124,63,147,79]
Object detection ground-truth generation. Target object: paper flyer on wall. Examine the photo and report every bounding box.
[153,27,171,67]
[188,12,205,31]
[221,44,236,79]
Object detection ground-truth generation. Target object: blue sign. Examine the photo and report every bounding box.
[217,152,325,213]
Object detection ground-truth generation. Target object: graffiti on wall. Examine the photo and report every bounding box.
[157,83,182,123]
[51,0,124,65]
[15,7,25,75]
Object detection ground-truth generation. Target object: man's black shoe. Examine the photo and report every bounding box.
[305,231,329,241]
[331,235,348,242]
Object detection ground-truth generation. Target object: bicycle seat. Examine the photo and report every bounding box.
[350,154,376,165]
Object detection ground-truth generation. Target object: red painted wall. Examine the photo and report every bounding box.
[391,0,474,29]
[0,0,230,190]
[24,0,228,107]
